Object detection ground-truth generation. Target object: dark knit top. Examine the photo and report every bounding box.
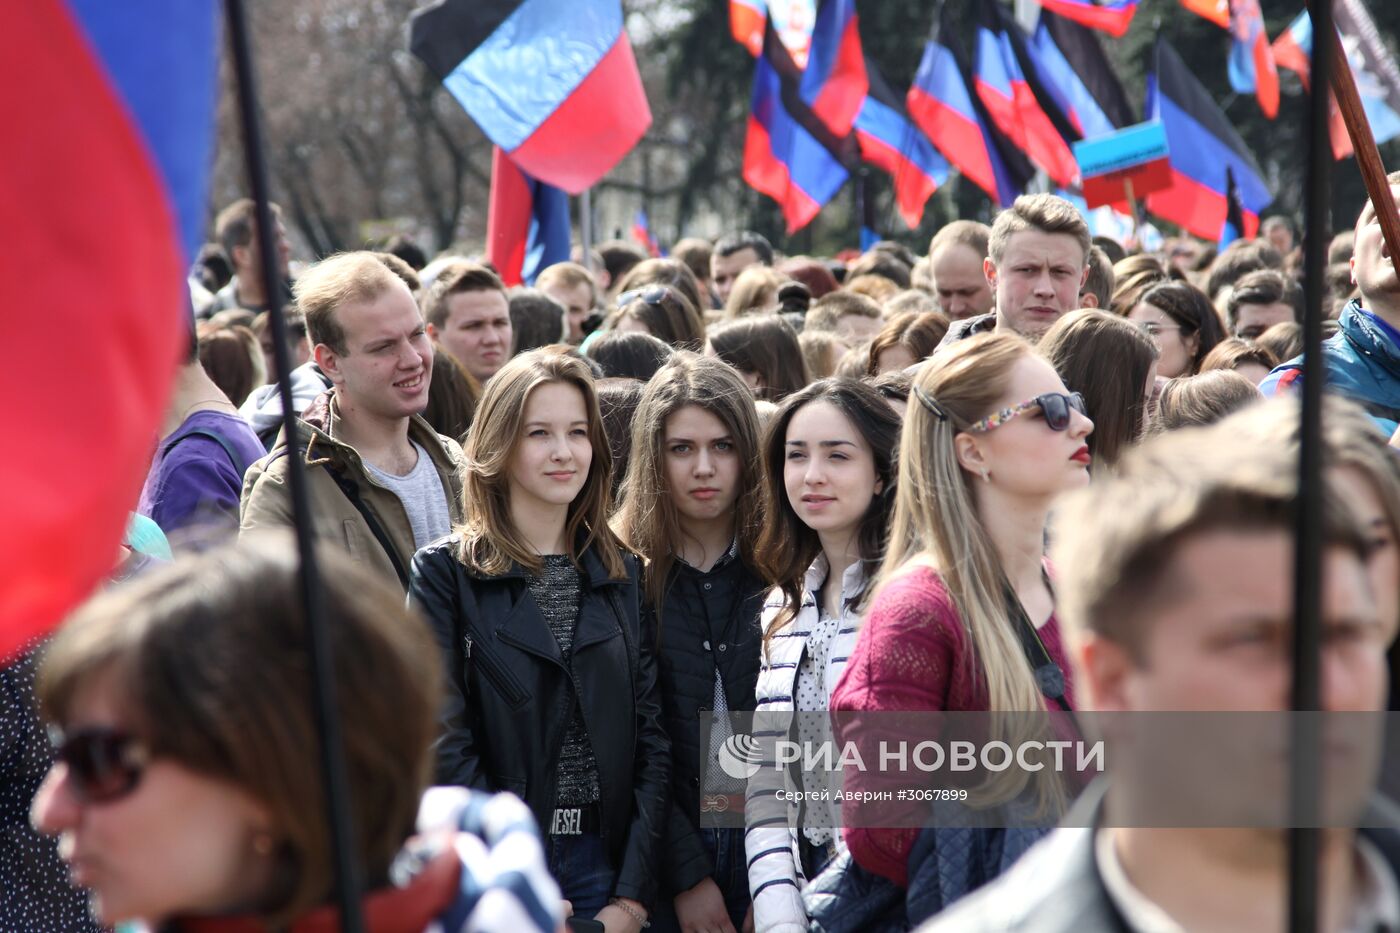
[529,555,601,807]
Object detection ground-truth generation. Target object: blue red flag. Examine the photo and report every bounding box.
[744,21,853,233]
[731,0,767,57]
[1036,0,1139,38]
[1227,0,1279,119]
[1028,9,1136,139]
[631,210,662,257]
[487,148,571,287]
[974,3,1081,187]
[800,0,868,138]
[854,60,949,228]
[410,0,651,194]
[1145,38,1272,240]
[907,6,1034,208]
[2,1,218,658]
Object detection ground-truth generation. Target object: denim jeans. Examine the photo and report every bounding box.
[650,827,751,933]
[546,831,616,919]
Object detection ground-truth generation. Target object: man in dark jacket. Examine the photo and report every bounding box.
[1262,172,1400,438]
[923,417,1397,931]
[935,194,1090,350]
[240,252,464,591]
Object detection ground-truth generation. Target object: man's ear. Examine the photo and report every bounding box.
[1080,292,1100,309]
[313,343,345,386]
[983,257,998,292]
[426,321,440,342]
[1080,264,1090,291]
[1076,634,1137,713]
[953,430,989,479]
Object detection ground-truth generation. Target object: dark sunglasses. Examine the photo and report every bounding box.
[48,726,151,804]
[616,285,671,307]
[968,392,1088,433]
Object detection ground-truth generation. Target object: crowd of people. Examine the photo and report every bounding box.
[5,178,1400,933]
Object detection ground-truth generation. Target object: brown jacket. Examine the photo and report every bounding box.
[239,391,466,590]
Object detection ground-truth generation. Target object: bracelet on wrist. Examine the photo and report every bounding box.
[609,897,650,928]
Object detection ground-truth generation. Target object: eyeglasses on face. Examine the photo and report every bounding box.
[48,725,151,805]
[968,392,1088,433]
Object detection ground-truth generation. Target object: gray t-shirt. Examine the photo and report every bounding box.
[362,441,452,549]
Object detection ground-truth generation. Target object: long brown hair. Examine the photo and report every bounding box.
[614,354,766,622]
[707,315,810,402]
[756,379,900,641]
[1040,310,1158,467]
[457,349,627,579]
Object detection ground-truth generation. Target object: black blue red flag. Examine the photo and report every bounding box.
[907,4,1034,208]
[800,0,868,138]
[1028,9,1136,139]
[744,20,855,233]
[410,0,651,194]
[1037,0,1139,38]
[854,60,949,228]
[1145,38,1272,240]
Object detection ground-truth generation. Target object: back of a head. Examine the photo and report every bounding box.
[616,257,707,318]
[1110,254,1169,316]
[671,237,714,286]
[39,536,439,926]
[595,377,645,500]
[885,289,941,317]
[724,265,788,317]
[1092,235,1127,266]
[844,273,902,305]
[508,287,567,353]
[987,194,1091,268]
[1040,310,1159,466]
[806,290,882,334]
[1154,370,1262,431]
[609,284,704,350]
[422,341,479,442]
[382,234,427,272]
[1082,246,1116,309]
[714,230,774,266]
[598,240,649,289]
[845,250,912,290]
[585,330,675,381]
[197,325,261,408]
[799,330,845,380]
[1257,320,1303,363]
[707,315,809,402]
[778,256,841,299]
[1199,337,1279,379]
[1329,230,1356,266]
[1206,239,1284,303]
[866,310,950,376]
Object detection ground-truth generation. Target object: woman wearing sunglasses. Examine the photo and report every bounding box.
[831,332,1093,898]
[30,538,565,932]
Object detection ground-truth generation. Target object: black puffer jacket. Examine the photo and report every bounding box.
[408,537,671,910]
[646,553,767,895]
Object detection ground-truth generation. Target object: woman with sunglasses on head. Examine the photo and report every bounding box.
[409,349,670,932]
[831,332,1093,902]
[604,285,705,352]
[745,379,899,933]
[614,355,769,933]
[31,537,566,933]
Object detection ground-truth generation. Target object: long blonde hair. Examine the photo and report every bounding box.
[880,332,1048,715]
[457,349,627,579]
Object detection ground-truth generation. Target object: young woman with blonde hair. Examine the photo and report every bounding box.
[409,348,668,931]
[744,378,900,932]
[614,354,769,933]
[832,332,1094,896]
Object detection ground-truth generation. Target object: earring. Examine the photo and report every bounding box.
[980,468,991,483]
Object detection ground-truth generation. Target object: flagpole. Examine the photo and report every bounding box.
[1289,0,1334,927]
[224,3,366,931]
[581,187,595,279]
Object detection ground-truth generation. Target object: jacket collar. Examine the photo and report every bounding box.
[1342,300,1400,373]
[801,552,870,610]
[292,390,462,478]
[470,534,624,590]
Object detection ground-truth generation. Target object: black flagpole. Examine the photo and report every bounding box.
[223,2,366,930]
[1289,0,1332,928]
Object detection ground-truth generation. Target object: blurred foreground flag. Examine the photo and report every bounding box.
[732,0,767,57]
[410,0,651,194]
[1145,38,1272,240]
[487,148,571,287]
[1036,0,1139,38]
[2,1,218,659]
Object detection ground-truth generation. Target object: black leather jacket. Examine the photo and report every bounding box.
[647,553,766,895]
[407,537,671,909]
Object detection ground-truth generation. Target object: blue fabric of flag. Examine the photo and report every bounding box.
[750,51,849,225]
[854,96,949,185]
[66,0,218,261]
[524,180,570,284]
[1147,75,1270,215]
[976,27,1016,98]
[441,0,621,151]
[1030,24,1116,137]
